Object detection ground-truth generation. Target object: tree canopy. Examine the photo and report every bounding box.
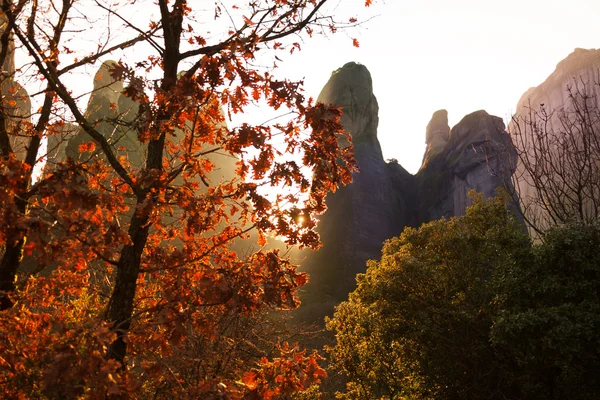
[327,193,600,399]
[0,0,373,397]
[492,222,600,399]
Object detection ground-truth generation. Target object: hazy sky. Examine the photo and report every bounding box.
[274,0,600,173]
[22,0,600,175]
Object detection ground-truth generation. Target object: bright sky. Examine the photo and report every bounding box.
[21,0,600,176]
[275,0,600,173]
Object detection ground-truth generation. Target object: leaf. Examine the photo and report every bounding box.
[258,231,267,247]
[242,371,258,390]
[295,273,308,286]
[0,1,364,398]
[78,142,96,153]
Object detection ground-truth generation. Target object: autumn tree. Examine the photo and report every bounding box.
[0,0,373,397]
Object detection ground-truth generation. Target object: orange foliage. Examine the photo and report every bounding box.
[0,0,371,397]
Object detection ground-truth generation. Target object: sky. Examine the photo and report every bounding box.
[20,0,600,176]
[272,0,600,173]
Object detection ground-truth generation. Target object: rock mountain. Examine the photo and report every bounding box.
[301,49,600,320]
[8,39,595,324]
[511,48,600,233]
[298,62,521,320]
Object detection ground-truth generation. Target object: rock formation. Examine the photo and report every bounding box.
[64,60,145,166]
[299,63,413,316]
[1,80,31,160]
[516,48,600,119]
[317,62,412,260]
[298,63,522,323]
[511,48,600,233]
[421,109,450,169]
[416,109,519,223]
[59,61,237,181]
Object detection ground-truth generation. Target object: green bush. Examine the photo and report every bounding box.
[327,193,600,399]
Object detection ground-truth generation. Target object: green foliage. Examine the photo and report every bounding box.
[326,193,529,399]
[492,223,600,399]
[326,193,600,399]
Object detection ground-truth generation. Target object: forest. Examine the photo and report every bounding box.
[0,0,598,399]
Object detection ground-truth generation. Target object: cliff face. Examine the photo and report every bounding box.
[300,63,413,307]
[299,63,521,321]
[515,48,600,118]
[0,13,30,161]
[63,60,145,167]
[512,48,600,232]
[417,110,519,223]
[317,63,412,265]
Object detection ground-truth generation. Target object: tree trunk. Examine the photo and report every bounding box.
[104,209,151,363]
[0,236,25,310]
[104,132,167,364]
[104,0,182,365]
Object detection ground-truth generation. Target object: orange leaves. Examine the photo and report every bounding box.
[301,102,357,214]
[295,272,309,286]
[78,141,96,153]
[290,42,302,54]
[226,123,270,154]
[353,38,360,48]
[241,343,326,399]
[252,86,261,101]
[242,371,259,390]
[190,35,207,46]
[0,0,367,396]
[257,230,267,246]
[234,249,305,310]
[0,269,131,398]
[23,240,36,256]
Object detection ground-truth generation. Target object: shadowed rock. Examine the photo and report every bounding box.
[298,62,414,321]
[421,109,450,169]
[416,110,519,223]
[0,13,30,161]
[298,64,522,325]
[1,80,31,160]
[65,60,142,164]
